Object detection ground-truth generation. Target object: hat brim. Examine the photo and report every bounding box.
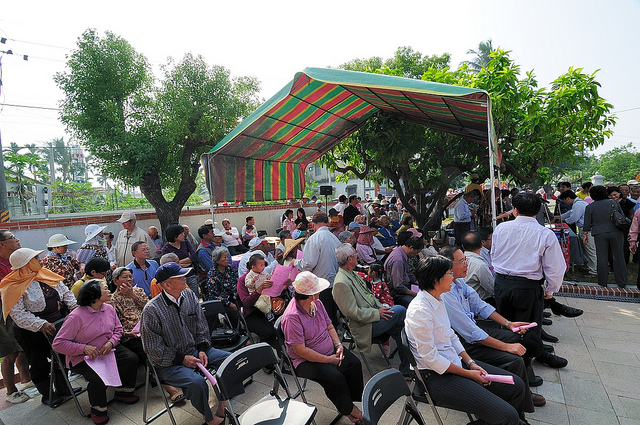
[295,276,330,296]
[11,249,44,270]
[162,267,192,282]
[283,237,305,259]
[85,225,108,242]
[46,239,77,248]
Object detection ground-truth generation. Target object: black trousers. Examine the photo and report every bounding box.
[494,274,544,359]
[420,361,526,425]
[70,343,139,408]
[594,231,627,287]
[295,348,363,416]
[454,222,471,245]
[121,336,146,366]
[244,310,278,352]
[14,326,60,385]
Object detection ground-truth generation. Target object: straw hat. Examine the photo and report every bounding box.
[292,271,330,296]
[46,234,77,248]
[283,237,305,259]
[10,248,44,270]
[84,224,107,242]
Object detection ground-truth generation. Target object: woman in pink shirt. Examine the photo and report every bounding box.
[53,279,139,424]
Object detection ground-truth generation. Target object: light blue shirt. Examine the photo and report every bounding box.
[561,198,587,228]
[441,278,496,344]
[454,198,472,222]
[294,225,341,285]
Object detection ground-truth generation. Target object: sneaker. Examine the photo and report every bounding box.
[6,391,29,404]
[16,381,34,391]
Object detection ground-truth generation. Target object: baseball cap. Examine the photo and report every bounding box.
[155,262,191,284]
[117,212,136,223]
[249,237,268,249]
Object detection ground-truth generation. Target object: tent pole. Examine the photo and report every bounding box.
[487,99,497,229]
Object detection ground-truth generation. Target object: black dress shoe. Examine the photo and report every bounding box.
[541,329,559,343]
[536,351,568,368]
[528,375,543,387]
[543,343,554,353]
[551,303,583,318]
[542,318,553,326]
[543,311,551,318]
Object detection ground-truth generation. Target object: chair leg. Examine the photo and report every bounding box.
[376,343,393,369]
[143,363,177,425]
[49,351,90,417]
[359,351,374,377]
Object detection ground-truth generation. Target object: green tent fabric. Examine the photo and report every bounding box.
[203,67,496,203]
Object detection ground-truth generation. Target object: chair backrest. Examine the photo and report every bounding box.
[215,342,279,400]
[362,369,413,425]
[400,329,418,367]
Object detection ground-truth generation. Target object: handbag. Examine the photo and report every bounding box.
[610,202,631,232]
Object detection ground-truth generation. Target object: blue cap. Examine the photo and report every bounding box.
[349,222,362,230]
[155,262,191,284]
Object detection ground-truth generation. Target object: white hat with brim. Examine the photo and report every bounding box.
[47,234,77,248]
[10,248,44,270]
[292,271,330,296]
[85,224,108,242]
[116,212,136,223]
[249,237,268,249]
[213,228,225,237]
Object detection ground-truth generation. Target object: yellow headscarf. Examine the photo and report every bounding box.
[0,257,64,322]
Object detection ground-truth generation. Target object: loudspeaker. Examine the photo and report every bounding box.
[319,186,333,196]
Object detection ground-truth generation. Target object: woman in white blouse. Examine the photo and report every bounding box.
[405,255,528,425]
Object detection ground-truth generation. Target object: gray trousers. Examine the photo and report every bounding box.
[594,231,627,287]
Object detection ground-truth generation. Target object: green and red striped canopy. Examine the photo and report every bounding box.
[203,67,495,203]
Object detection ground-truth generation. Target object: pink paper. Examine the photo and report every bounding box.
[197,363,217,386]
[481,374,514,384]
[131,321,141,334]
[262,265,293,297]
[84,350,122,387]
[296,249,304,260]
[511,322,537,333]
[411,284,420,293]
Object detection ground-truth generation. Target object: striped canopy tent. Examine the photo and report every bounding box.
[203,67,499,205]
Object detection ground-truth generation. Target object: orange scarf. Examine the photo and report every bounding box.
[0,257,63,322]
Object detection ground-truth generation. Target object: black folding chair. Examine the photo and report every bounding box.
[338,311,392,376]
[400,329,474,425]
[201,299,252,352]
[142,359,177,425]
[215,343,317,425]
[47,318,89,417]
[362,369,425,425]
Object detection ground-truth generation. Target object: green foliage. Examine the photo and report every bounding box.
[584,144,640,183]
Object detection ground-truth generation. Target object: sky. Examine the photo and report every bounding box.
[1,0,639,162]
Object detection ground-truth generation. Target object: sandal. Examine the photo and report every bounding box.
[170,392,185,403]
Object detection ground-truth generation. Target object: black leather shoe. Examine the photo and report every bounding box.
[536,351,568,368]
[551,303,583,318]
[542,318,553,326]
[543,343,554,353]
[541,329,559,343]
[543,311,551,318]
[532,393,546,406]
[528,375,543,387]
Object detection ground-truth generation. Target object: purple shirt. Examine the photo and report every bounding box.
[281,299,333,368]
[384,247,416,295]
[52,303,123,368]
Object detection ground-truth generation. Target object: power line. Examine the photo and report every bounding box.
[0,103,60,111]
[1,36,72,51]
[612,106,640,114]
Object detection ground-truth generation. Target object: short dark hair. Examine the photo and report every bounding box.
[198,225,213,239]
[85,258,110,276]
[558,190,577,201]
[510,188,519,195]
[348,194,358,203]
[464,189,481,200]
[461,232,482,251]
[415,256,453,291]
[311,212,329,224]
[165,224,185,242]
[581,182,593,190]
[477,226,493,241]
[439,245,460,261]
[339,194,347,203]
[369,262,385,277]
[246,216,254,223]
[589,185,608,201]
[500,189,510,199]
[511,193,541,216]
[76,279,104,306]
[396,231,411,246]
[131,240,147,253]
[247,253,265,270]
[403,236,424,251]
[607,186,620,196]
[557,181,571,189]
[0,229,13,241]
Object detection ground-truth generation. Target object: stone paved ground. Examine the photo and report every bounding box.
[1,294,639,425]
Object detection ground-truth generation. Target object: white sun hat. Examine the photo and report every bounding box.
[9,248,44,270]
[46,234,77,248]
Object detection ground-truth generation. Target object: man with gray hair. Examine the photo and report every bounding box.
[114,212,156,267]
[141,263,229,425]
[332,243,410,376]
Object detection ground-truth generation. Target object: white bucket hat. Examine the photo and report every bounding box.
[10,248,44,270]
[85,224,108,242]
[46,234,77,248]
[292,271,330,296]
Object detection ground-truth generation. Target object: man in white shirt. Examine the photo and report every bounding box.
[237,238,277,276]
[492,193,568,369]
[334,194,348,215]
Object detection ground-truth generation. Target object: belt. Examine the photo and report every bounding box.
[496,273,544,284]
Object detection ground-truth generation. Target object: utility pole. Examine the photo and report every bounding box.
[0,56,11,222]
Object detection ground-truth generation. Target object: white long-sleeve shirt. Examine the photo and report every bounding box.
[491,215,565,295]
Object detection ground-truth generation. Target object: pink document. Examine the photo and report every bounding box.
[511,322,537,333]
[481,374,514,384]
[262,265,298,297]
[197,363,217,386]
[84,350,122,387]
[296,249,304,260]
[131,321,141,334]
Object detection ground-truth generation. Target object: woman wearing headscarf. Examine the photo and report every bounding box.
[0,248,78,406]
[42,234,81,289]
[281,271,364,424]
[53,279,139,424]
[356,226,389,265]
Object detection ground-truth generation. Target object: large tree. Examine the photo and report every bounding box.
[319,46,615,229]
[55,29,261,232]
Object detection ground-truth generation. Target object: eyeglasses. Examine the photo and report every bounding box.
[446,271,454,276]
[455,258,468,265]
[0,235,17,242]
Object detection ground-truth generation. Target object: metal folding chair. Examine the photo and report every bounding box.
[142,359,177,425]
[362,368,425,425]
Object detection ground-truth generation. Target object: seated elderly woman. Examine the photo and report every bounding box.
[281,272,364,424]
[42,234,81,289]
[356,225,390,265]
[161,223,200,298]
[201,247,239,326]
[1,248,78,407]
[405,256,528,425]
[53,279,139,424]
[108,267,183,403]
